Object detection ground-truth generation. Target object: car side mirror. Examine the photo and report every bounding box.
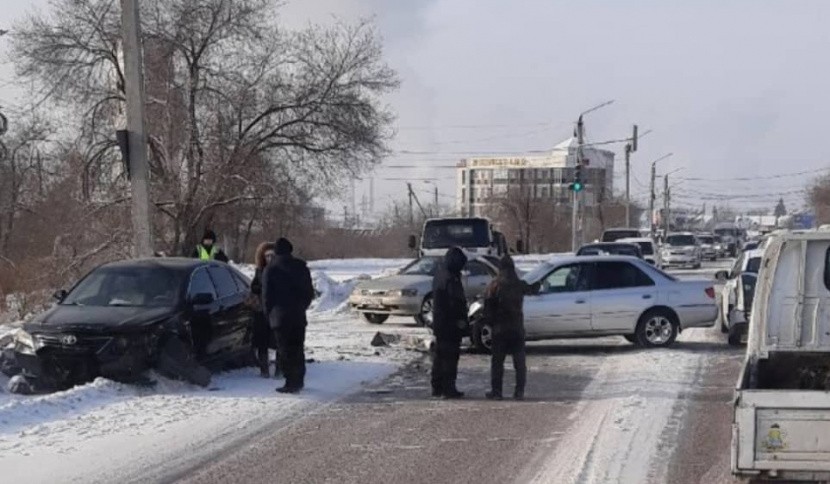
[714,270,729,282]
[190,293,215,306]
[53,289,68,302]
[407,235,417,250]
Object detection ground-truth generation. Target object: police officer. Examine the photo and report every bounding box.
[192,229,229,262]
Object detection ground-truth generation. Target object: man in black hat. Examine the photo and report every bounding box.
[430,247,469,399]
[191,229,229,262]
[262,238,315,393]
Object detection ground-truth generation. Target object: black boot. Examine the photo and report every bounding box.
[442,388,465,399]
[485,390,503,400]
[257,348,270,378]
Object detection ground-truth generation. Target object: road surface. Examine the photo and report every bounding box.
[176,261,742,484]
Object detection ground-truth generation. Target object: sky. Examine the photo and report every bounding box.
[3,0,830,218]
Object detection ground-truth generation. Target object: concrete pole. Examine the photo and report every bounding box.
[625,143,632,227]
[571,116,584,251]
[663,174,670,236]
[649,162,656,239]
[120,0,153,257]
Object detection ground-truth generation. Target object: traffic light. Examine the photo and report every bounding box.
[570,162,584,192]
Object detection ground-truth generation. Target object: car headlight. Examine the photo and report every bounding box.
[390,289,418,297]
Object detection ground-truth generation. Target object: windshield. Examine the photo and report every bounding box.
[63,266,185,307]
[601,229,641,242]
[698,236,714,245]
[746,257,762,274]
[666,235,696,246]
[401,257,441,276]
[522,262,554,284]
[422,219,490,249]
[630,242,654,255]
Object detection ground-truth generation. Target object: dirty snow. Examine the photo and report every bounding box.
[529,328,723,484]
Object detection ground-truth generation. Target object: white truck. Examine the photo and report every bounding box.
[409,217,508,258]
[733,231,830,482]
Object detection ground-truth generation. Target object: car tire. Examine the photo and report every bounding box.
[623,334,639,345]
[728,322,747,346]
[635,309,679,348]
[471,320,494,354]
[361,313,389,325]
[720,317,729,334]
[414,294,433,328]
[156,337,211,387]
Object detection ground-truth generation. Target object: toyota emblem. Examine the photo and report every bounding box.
[61,334,78,345]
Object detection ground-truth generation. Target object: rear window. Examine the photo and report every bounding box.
[602,230,641,242]
[667,235,696,246]
[698,236,714,244]
[634,242,654,255]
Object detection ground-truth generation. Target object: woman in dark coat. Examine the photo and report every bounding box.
[483,255,539,400]
[251,242,277,378]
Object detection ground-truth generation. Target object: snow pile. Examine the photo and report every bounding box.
[310,271,357,314]
[309,258,410,282]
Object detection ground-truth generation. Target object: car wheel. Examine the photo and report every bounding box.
[728,322,747,346]
[623,334,639,345]
[636,309,679,348]
[414,294,433,328]
[472,320,494,354]
[361,313,389,325]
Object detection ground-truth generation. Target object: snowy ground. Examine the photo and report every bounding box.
[0,256,438,483]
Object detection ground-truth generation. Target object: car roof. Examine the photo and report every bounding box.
[744,249,765,259]
[667,232,696,236]
[581,242,639,248]
[99,257,211,273]
[545,254,646,266]
[617,237,653,244]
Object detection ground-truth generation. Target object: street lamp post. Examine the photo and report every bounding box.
[572,100,615,251]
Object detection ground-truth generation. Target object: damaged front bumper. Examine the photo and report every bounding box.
[13,332,157,391]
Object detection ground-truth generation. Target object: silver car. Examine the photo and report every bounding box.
[349,256,498,326]
[468,255,717,351]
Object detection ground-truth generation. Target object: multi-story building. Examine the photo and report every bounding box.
[456,137,615,217]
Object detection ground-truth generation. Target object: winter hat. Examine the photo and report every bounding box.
[202,229,217,242]
[275,237,294,255]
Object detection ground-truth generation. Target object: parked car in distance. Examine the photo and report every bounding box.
[576,242,643,259]
[467,255,717,352]
[661,233,702,269]
[715,248,764,338]
[696,233,718,261]
[601,227,644,243]
[349,255,498,327]
[12,259,255,393]
[713,235,728,258]
[618,237,661,268]
[724,273,757,346]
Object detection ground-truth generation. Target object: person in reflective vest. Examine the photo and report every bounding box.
[191,229,229,262]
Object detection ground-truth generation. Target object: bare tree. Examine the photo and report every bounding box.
[11,0,399,255]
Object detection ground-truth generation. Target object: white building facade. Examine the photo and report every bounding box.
[456,138,615,217]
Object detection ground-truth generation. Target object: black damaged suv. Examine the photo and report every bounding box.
[13,258,255,392]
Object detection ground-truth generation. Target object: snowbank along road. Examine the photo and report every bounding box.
[0,257,742,483]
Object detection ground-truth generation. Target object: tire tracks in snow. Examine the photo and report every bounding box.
[526,330,718,484]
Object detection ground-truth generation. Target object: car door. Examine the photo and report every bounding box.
[206,265,249,360]
[463,260,494,300]
[523,262,593,337]
[186,267,221,360]
[589,261,658,332]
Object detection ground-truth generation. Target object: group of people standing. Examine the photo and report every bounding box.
[431,248,539,400]
[192,229,534,399]
[193,231,313,394]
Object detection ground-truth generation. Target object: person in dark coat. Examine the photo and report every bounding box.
[191,229,229,262]
[483,254,539,400]
[430,247,469,399]
[262,237,315,393]
[251,242,277,378]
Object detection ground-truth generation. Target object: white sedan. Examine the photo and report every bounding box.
[468,255,717,351]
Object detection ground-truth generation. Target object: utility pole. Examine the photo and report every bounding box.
[572,115,584,251]
[649,162,656,238]
[624,143,632,227]
[434,185,439,210]
[121,0,153,257]
[407,183,414,227]
[663,175,671,237]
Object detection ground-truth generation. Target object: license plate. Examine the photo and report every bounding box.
[364,299,383,308]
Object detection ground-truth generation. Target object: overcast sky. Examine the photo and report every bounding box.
[3,0,829,216]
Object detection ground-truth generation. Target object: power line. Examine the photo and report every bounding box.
[677,166,830,182]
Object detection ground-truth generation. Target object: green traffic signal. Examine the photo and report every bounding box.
[571,182,584,192]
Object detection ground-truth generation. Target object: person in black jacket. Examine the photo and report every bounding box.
[483,255,539,401]
[430,247,469,399]
[250,242,277,378]
[191,229,229,262]
[262,237,315,393]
